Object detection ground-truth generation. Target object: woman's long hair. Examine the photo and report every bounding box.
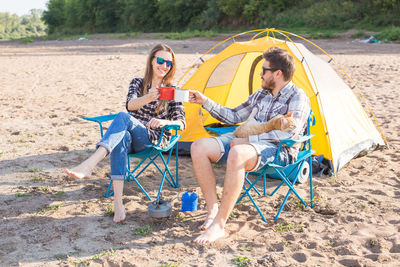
[141,44,176,113]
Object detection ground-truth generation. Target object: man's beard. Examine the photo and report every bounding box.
[262,78,275,92]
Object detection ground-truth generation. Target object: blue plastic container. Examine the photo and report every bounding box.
[181,190,198,212]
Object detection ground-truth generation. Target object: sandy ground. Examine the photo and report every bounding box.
[0,34,399,266]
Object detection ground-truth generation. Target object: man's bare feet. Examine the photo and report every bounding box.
[199,207,218,231]
[194,222,225,244]
[65,165,92,179]
[199,214,216,231]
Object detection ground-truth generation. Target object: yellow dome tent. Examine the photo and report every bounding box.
[177,29,387,174]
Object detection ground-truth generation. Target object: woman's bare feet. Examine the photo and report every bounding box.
[65,146,108,179]
[112,179,126,223]
[65,164,92,179]
[113,204,126,223]
[194,221,225,244]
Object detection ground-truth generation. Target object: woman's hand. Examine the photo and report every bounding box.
[189,90,207,105]
[146,87,159,102]
[147,118,169,129]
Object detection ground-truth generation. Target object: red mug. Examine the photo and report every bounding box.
[157,87,175,100]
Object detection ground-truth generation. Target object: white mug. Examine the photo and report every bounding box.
[174,88,189,102]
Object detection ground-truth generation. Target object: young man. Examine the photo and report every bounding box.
[189,47,311,243]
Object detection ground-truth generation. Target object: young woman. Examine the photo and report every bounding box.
[65,44,186,223]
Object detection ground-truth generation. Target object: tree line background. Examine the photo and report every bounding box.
[42,0,399,34]
[0,10,47,40]
[1,0,399,41]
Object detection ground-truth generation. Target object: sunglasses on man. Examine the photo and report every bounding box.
[262,67,279,75]
[154,56,173,68]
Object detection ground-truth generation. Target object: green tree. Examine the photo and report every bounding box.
[42,0,67,33]
[217,0,248,17]
[90,0,125,32]
[198,0,222,28]
[156,0,207,30]
[0,10,47,40]
[123,0,158,30]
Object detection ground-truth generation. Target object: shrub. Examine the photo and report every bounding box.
[21,37,34,44]
[375,26,400,42]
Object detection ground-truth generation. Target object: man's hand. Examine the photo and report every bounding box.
[147,118,169,129]
[230,137,249,148]
[189,90,207,105]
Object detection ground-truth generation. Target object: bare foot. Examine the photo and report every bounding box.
[65,165,92,179]
[199,214,216,231]
[193,222,225,244]
[113,204,126,223]
[199,207,218,231]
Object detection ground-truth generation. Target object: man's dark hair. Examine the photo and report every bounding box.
[263,47,295,81]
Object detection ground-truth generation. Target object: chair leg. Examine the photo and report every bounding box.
[245,189,268,223]
[263,173,267,196]
[107,144,180,202]
[237,173,263,204]
[163,146,179,188]
[272,167,309,221]
[151,151,177,187]
[156,153,169,201]
[175,142,179,188]
[274,180,297,221]
[148,146,181,202]
[273,167,308,206]
[270,164,299,196]
[125,154,154,201]
[132,177,152,201]
[269,180,284,196]
[105,180,114,198]
[237,175,268,223]
[309,156,314,208]
[245,175,262,196]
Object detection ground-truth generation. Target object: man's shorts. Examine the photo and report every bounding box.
[212,133,291,172]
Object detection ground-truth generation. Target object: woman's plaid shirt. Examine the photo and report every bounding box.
[125,78,186,149]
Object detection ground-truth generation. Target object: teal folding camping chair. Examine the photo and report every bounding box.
[82,114,181,202]
[236,111,316,222]
[205,125,269,196]
[205,125,277,198]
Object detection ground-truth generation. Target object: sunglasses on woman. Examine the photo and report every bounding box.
[154,56,173,68]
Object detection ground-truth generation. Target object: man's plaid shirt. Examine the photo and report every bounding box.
[126,78,186,149]
[202,81,310,159]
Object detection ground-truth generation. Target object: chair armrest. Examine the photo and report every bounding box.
[278,135,314,148]
[82,114,117,138]
[273,134,315,164]
[82,114,117,123]
[154,124,181,147]
[205,126,237,136]
[163,124,181,131]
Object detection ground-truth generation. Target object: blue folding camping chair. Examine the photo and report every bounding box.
[82,114,181,202]
[236,111,316,222]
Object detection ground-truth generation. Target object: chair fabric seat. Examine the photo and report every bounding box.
[205,126,238,136]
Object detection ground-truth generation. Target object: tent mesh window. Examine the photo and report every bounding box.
[206,53,245,88]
